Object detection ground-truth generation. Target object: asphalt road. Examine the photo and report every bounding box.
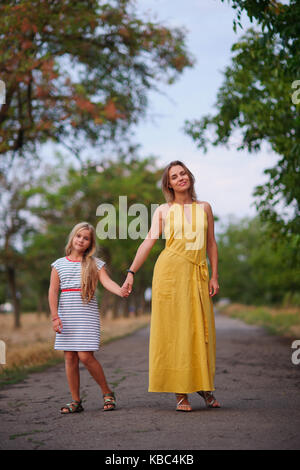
[1,312,300,450]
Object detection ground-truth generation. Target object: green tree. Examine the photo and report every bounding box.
[185,0,300,259]
[0,0,193,159]
[0,0,193,325]
[0,154,41,327]
[24,150,165,317]
[222,0,300,74]
[217,216,300,305]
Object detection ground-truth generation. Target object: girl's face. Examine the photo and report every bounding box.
[168,165,191,193]
[72,229,92,253]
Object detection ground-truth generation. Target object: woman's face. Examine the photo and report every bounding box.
[72,228,92,253]
[168,165,191,193]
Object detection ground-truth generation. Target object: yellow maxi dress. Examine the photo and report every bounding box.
[149,202,216,393]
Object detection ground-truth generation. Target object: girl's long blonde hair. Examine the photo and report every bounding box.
[65,222,99,303]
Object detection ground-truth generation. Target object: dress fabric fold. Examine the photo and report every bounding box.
[149,202,216,393]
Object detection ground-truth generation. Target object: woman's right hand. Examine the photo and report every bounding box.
[52,317,63,334]
[122,273,134,295]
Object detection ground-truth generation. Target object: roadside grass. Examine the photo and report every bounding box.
[0,312,150,388]
[3,304,299,388]
[217,302,300,338]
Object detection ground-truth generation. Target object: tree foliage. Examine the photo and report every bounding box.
[0,0,193,158]
[223,0,300,74]
[0,0,193,326]
[23,150,165,317]
[185,0,300,253]
[217,215,300,305]
[0,155,41,327]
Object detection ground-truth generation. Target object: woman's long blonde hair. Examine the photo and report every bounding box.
[161,160,197,202]
[65,222,99,303]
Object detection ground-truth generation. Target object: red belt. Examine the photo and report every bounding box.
[61,288,81,292]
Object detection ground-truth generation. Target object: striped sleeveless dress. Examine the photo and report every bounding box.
[51,256,105,351]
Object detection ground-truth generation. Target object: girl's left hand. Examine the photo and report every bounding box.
[209,278,219,297]
[53,317,63,333]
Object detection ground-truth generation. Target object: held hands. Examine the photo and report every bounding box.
[121,273,134,297]
[120,284,130,297]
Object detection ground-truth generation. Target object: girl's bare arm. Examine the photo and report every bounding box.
[48,268,63,332]
[98,266,128,297]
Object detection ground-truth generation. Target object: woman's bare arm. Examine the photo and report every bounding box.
[204,202,219,297]
[122,204,166,292]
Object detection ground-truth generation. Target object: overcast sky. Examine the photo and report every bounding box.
[131,0,278,229]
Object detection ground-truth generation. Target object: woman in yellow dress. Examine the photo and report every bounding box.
[122,161,220,411]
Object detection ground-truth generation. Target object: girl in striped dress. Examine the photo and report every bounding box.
[49,222,128,414]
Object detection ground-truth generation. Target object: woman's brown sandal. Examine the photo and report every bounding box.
[197,391,220,408]
[60,399,84,414]
[103,392,116,411]
[175,393,192,412]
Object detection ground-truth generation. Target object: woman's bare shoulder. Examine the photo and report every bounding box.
[158,202,170,209]
[154,203,170,214]
[152,203,175,225]
[196,200,210,207]
[195,200,213,214]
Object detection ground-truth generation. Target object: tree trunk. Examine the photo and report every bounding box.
[100,290,111,318]
[7,265,21,329]
[37,295,43,318]
[138,291,146,316]
[43,293,50,317]
[112,295,121,319]
[122,296,130,318]
[133,289,146,316]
